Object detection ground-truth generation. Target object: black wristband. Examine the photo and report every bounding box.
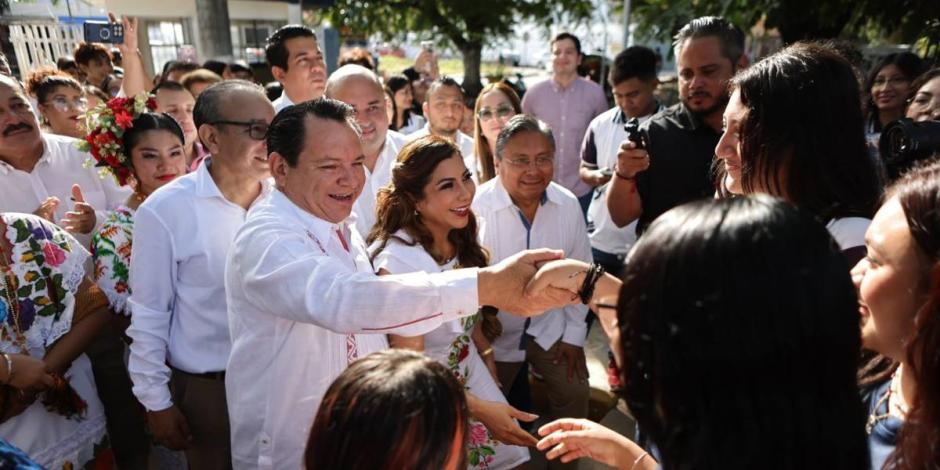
[578,263,605,304]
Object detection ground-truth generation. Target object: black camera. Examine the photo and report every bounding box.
[623,117,647,150]
[83,21,124,44]
[879,118,940,180]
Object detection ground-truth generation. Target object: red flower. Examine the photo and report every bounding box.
[42,241,67,267]
[94,131,113,146]
[457,343,469,363]
[107,97,128,112]
[146,97,157,111]
[115,110,134,129]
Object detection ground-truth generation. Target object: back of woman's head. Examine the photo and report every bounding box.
[730,41,882,221]
[305,349,468,470]
[885,159,940,468]
[369,135,487,267]
[618,194,868,470]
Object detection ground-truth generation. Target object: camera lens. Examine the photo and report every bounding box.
[100,28,110,40]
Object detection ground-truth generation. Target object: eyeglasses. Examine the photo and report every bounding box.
[872,76,910,88]
[45,96,88,112]
[505,156,554,169]
[478,105,515,122]
[208,120,269,140]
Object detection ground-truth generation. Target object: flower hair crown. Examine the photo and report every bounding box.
[78,93,157,185]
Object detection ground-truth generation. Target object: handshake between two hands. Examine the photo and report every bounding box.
[479,249,595,317]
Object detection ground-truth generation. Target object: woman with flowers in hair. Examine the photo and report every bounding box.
[84,94,187,318]
[83,94,189,468]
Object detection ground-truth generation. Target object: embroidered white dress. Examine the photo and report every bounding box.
[372,231,530,469]
[0,213,106,468]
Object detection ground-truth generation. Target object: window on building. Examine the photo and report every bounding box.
[147,19,190,74]
[231,21,284,64]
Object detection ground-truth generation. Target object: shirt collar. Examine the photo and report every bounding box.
[551,75,580,92]
[193,158,273,202]
[678,102,712,133]
[277,91,295,107]
[489,176,556,212]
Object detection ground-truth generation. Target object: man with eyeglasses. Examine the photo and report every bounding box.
[0,74,129,249]
[472,116,592,468]
[407,77,478,181]
[265,25,328,113]
[325,64,408,236]
[126,80,274,469]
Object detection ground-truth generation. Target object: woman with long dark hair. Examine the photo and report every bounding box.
[715,42,883,263]
[305,349,469,470]
[472,82,522,183]
[865,53,925,140]
[386,74,426,134]
[854,159,940,469]
[526,195,870,469]
[368,135,531,469]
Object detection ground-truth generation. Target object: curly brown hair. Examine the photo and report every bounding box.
[368,135,488,268]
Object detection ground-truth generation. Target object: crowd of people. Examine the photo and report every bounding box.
[0,11,938,470]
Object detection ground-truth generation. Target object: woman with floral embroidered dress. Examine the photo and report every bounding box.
[368,136,531,469]
[84,94,188,468]
[87,95,187,319]
[0,211,111,468]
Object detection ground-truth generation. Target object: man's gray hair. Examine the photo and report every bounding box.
[494,114,555,160]
[193,79,266,128]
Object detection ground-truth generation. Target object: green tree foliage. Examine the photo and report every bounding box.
[324,0,593,95]
[630,0,939,62]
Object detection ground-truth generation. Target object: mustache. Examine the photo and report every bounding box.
[2,122,32,137]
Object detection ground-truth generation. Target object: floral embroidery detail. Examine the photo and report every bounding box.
[1,214,87,356]
[467,421,498,468]
[91,207,135,316]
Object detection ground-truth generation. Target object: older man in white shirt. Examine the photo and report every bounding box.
[324,64,408,236]
[473,115,592,470]
[0,74,129,247]
[225,99,570,470]
[407,77,477,180]
[127,80,275,469]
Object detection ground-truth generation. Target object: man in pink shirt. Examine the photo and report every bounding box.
[522,32,608,213]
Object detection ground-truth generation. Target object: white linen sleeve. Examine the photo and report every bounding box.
[126,205,177,412]
[233,229,479,335]
[561,204,593,347]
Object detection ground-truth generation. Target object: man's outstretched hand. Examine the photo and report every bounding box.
[478,249,580,317]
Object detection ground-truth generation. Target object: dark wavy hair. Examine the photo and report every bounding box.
[617,195,869,469]
[876,159,940,469]
[25,67,82,103]
[472,82,521,183]
[305,349,468,470]
[368,135,487,268]
[719,41,882,222]
[385,74,414,132]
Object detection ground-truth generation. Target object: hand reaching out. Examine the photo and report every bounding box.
[537,418,654,468]
[478,248,576,316]
[61,184,96,234]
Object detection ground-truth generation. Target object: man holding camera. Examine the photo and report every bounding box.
[607,17,747,235]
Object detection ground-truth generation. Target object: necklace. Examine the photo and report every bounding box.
[866,371,906,434]
[0,243,27,353]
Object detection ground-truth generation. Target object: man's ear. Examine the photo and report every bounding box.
[198,124,220,156]
[271,65,287,83]
[269,152,289,186]
[422,101,430,117]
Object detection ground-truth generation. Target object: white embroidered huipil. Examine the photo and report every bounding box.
[225,189,481,470]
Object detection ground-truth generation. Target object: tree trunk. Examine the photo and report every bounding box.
[195,0,234,60]
[460,43,483,98]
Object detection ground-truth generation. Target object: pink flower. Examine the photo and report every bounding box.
[470,423,488,446]
[42,241,67,267]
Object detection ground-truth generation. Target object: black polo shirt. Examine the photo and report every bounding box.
[633,102,721,235]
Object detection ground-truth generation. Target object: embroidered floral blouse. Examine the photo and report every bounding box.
[0,213,88,357]
[91,206,134,315]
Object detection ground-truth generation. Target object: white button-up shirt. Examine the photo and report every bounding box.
[352,130,408,236]
[407,124,478,182]
[225,189,480,470]
[473,177,592,362]
[0,133,131,248]
[126,159,271,412]
[271,91,296,114]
